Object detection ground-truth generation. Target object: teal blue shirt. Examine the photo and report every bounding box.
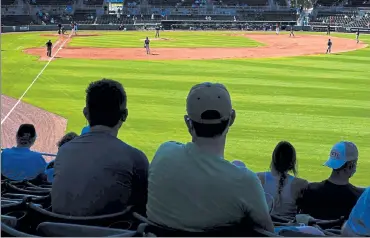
[343,187,370,236]
[1,147,47,181]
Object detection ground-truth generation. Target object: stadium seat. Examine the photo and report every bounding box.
[1,199,23,206]
[1,200,27,215]
[308,217,346,230]
[1,215,18,228]
[36,222,138,237]
[132,212,279,237]
[25,203,134,231]
[271,214,292,223]
[265,192,275,214]
[277,229,325,237]
[324,228,341,235]
[1,222,38,237]
[4,182,50,196]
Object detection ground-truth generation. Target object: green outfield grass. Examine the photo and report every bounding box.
[1,31,370,186]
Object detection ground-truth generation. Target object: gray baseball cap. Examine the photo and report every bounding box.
[324,141,358,169]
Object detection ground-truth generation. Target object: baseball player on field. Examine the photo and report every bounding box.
[46,40,53,57]
[144,37,150,55]
[276,23,280,35]
[356,29,360,44]
[326,39,332,54]
[289,25,295,37]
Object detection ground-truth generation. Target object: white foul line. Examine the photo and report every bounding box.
[1,33,72,125]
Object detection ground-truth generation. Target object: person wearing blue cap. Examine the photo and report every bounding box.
[297,141,364,220]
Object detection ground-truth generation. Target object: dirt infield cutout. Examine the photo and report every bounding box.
[1,95,67,158]
[24,33,367,61]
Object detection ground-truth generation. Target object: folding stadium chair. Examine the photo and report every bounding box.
[36,222,139,237]
[265,192,275,214]
[132,212,279,237]
[1,199,27,215]
[324,228,341,235]
[4,182,50,196]
[1,222,38,237]
[310,217,346,230]
[277,229,325,237]
[1,215,18,228]
[24,203,135,232]
[1,199,23,206]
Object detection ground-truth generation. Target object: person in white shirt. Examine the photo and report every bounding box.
[147,82,274,233]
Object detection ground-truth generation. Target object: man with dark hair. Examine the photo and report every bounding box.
[147,82,274,233]
[1,124,47,181]
[52,79,149,216]
[297,141,364,220]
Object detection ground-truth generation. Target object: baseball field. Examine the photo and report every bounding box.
[1,30,369,186]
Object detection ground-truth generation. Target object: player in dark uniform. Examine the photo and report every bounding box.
[289,25,295,37]
[58,23,62,35]
[144,37,150,55]
[327,25,331,35]
[326,39,332,54]
[46,40,53,57]
[356,29,360,44]
[155,25,160,38]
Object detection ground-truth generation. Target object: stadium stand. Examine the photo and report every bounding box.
[73,9,96,24]
[2,0,16,6]
[83,0,105,5]
[29,0,75,6]
[315,0,343,6]
[1,15,34,25]
[345,0,370,7]
[346,12,370,27]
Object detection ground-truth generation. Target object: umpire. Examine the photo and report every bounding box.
[155,25,160,38]
[46,40,52,57]
[58,23,62,34]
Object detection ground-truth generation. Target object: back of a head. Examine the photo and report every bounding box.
[57,132,78,149]
[325,141,358,179]
[271,141,297,176]
[186,82,234,138]
[16,124,36,145]
[85,79,126,128]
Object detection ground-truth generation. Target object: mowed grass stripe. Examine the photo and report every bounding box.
[68,32,263,48]
[1,31,369,186]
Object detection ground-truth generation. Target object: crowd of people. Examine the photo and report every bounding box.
[1,79,369,236]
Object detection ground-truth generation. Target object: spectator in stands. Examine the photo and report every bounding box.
[52,79,149,216]
[80,125,90,135]
[342,187,370,236]
[147,82,274,233]
[297,141,364,220]
[257,141,308,219]
[45,132,78,184]
[1,124,47,182]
